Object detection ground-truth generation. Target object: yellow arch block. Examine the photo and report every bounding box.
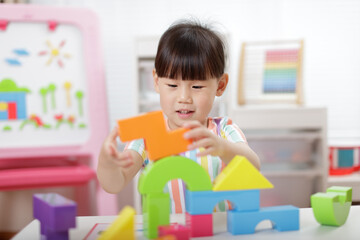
[213,156,273,191]
[97,206,136,240]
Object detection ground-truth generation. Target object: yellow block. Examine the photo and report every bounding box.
[213,156,273,191]
[97,206,136,240]
[0,102,8,111]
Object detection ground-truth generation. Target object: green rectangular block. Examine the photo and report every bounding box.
[142,192,170,239]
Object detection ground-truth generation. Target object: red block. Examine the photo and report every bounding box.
[185,212,213,237]
[158,223,190,240]
[7,102,17,120]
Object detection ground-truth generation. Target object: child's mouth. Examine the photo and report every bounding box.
[176,110,194,119]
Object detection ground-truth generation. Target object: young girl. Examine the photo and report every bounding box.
[97,19,260,213]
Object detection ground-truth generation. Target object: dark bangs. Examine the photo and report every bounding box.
[155,21,225,80]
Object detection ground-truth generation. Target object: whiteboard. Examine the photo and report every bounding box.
[0,22,90,148]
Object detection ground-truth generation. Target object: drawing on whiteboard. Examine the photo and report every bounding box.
[38,40,72,68]
[19,114,51,130]
[4,48,30,66]
[64,81,72,107]
[0,78,30,121]
[54,114,75,129]
[75,90,84,117]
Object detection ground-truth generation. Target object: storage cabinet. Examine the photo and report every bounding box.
[228,106,328,207]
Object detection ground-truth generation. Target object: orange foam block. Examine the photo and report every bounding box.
[117,111,192,161]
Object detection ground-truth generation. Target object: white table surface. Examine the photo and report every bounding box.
[12,206,360,240]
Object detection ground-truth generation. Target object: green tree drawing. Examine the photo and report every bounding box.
[75,90,84,117]
[39,87,48,113]
[48,83,57,109]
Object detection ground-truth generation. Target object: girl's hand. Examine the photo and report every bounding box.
[99,126,134,168]
[183,121,225,157]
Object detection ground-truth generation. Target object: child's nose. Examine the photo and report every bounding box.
[178,87,192,103]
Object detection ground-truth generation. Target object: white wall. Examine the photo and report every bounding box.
[31,0,360,144]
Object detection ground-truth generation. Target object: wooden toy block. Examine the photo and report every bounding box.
[227,205,299,235]
[213,155,273,191]
[159,223,191,240]
[138,155,212,194]
[97,205,136,240]
[311,186,352,226]
[33,193,76,234]
[185,212,213,237]
[185,189,259,215]
[117,110,192,161]
[142,192,170,239]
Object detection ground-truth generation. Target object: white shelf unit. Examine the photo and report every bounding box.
[135,36,161,114]
[228,105,328,208]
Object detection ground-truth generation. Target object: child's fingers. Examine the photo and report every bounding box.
[117,158,134,168]
[196,147,214,157]
[114,152,134,168]
[184,127,211,140]
[118,151,131,160]
[182,120,202,129]
[108,143,119,157]
[188,138,211,150]
[108,126,119,142]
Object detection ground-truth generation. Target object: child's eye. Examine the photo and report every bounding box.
[192,86,204,89]
[167,84,177,88]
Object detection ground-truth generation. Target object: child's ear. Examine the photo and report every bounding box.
[216,73,229,96]
[153,68,160,93]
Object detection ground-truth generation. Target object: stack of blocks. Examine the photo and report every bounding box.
[33,193,76,240]
[117,111,300,239]
[32,111,352,239]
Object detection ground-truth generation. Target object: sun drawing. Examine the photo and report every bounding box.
[38,40,72,67]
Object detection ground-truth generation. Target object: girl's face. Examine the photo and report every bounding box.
[153,69,228,130]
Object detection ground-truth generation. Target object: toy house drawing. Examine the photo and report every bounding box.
[0,78,30,120]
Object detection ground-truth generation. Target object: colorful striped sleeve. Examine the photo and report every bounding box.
[220,117,247,143]
[124,139,148,166]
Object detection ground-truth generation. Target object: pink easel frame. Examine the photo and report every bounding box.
[0,4,116,215]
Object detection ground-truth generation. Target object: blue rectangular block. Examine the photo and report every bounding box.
[185,189,260,215]
[227,205,299,235]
